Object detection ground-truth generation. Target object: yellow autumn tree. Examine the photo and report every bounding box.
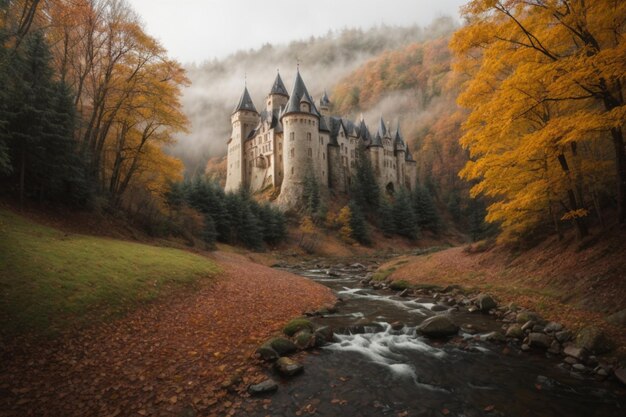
[336,205,354,244]
[451,0,625,241]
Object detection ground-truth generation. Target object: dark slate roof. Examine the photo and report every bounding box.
[283,71,319,117]
[357,118,372,145]
[320,90,331,106]
[405,147,415,162]
[394,121,406,152]
[342,118,356,136]
[378,117,387,138]
[233,86,257,114]
[270,72,288,96]
[319,115,330,132]
[371,131,383,147]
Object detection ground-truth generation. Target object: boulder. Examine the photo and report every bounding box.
[417,315,459,338]
[547,340,561,355]
[484,331,506,343]
[475,294,497,312]
[314,326,334,346]
[293,330,315,350]
[521,320,535,332]
[555,330,572,343]
[563,345,588,361]
[390,321,404,331]
[516,311,540,324]
[431,304,449,312]
[274,357,303,377]
[575,326,612,354]
[283,319,315,337]
[255,344,279,361]
[572,363,586,372]
[544,322,564,333]
[248,379,278,395]
[505,324,524,339]
[268,337,297,356]
[528,332,551,349]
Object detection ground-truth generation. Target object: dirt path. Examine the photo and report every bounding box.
[0,251,335,417]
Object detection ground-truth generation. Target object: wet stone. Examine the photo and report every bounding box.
[274,357,304,377]
[528,333,551,349]
[555,330,572,343]
[505,324,524,339]
[475,293,497,312]
[417,315,459,338]
[544,322,563,333]
[248,379,278,395]
[563,345,587,361]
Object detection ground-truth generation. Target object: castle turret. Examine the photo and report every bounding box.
[278,70,323,209]
[319,90,331,117]
[225,85,260,192]
[266,71,289,112]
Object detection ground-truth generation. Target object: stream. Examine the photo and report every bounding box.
[245,262,626,417]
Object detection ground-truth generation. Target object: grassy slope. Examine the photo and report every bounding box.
[0,209,220,337]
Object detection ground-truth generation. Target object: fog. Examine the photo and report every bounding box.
[169,18,458,175]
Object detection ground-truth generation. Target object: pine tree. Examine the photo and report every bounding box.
[413,185,440,233]
[302,162,320,215]
[378,195,396,236]
[351,144,380,213]
[348,199,370,245]
[393,188,419,240]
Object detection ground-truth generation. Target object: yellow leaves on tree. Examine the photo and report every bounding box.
[336,206,354,244]
[451,0,626,241]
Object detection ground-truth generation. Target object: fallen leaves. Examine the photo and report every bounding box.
[0,251,335,416]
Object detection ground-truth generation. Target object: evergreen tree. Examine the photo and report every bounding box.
[351,144,380,213]
[413,185,440,233]
[378,195,396,236]
[466,198,488,242]
[447,190,462,222]
[393,188,419,240]
[348,199,370,245]
[1,31,90,204]
[302,162,320,215]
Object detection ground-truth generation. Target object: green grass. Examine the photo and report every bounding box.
[0,209,220,337]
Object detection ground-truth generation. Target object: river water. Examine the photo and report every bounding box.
[244,262,625,417]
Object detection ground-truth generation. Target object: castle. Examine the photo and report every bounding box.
[225,70,417,208]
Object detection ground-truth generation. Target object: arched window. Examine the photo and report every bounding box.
[308,148,312,158]
[307,132,311,141]
[290,132,294,141]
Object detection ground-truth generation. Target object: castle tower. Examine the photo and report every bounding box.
[225,85,260,192]
[394,121,408,189]
[277,70,322,209]
[319,90,331,117]
[266,71,289,112]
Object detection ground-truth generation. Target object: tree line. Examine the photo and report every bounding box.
[0,0,187,224]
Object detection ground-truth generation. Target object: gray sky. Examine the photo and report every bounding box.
[128,0,467,63]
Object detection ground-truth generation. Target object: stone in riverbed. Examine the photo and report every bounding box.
[390,321,404,331]
[294,330,316,350]
[268,337,297,356]
[547,340,561,355]
[255,345,279,361]
[475,293,497,312]
[516,311,541,324]
[563,345,588,361]
[544,322,563,333]
[614,368,626,386]
[572,363,586,372]
[417,315,459,338]
[555,330,572,343]
[314,326,334,346]
[274,357,303,377]
[248,379,278,395]
[484,331,506,343]
[283,319,315,337]
[528,332,551,349]
[505,324,524,339]
[521,320,535,332]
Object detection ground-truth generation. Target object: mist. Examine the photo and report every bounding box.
[169,17,458,175]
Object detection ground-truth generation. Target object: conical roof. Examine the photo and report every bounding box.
[270,72,288,96]
[283,71,319,117]
[320,90,331,106]
[233,86,257,114]
[378,117,387,138]
[394,121,406,151]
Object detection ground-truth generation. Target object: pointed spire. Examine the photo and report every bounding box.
[282,70,319,117]
[320,89,331,106]
[378,116,387,138]
[269,70,288,96]
[233,85,257,114]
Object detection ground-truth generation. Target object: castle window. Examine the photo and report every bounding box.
[291,167,294,176]
[307,133,311,141]
[279,143,282,150]
[290,132,294,141]
[323,153,325,160]
[290,148,295,158]
[308,148,312,158]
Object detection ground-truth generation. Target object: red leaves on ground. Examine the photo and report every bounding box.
[0,251,335,416]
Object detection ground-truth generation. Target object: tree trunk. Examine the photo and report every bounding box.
[610,127,626,224]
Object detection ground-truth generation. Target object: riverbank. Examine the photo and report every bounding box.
[379,235,626,355]
[0,211,335,417]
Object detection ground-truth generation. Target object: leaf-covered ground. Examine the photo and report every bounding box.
[0,251,335,417]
